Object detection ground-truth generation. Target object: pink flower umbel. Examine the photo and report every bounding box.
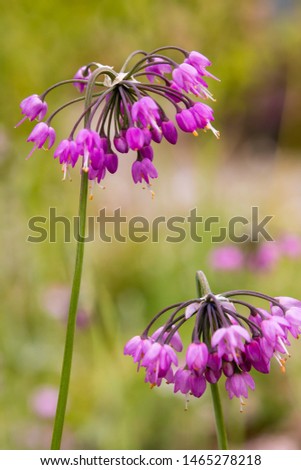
[124,270,301,411]
[208,238,301,274]
[18,47,219,194]
[17,51,221,450]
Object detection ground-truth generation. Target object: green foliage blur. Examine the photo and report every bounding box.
[1,0,301,450]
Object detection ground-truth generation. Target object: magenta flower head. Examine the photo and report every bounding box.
[131,96,161,129]
[131,158,158,185]
[73,65,92,92]
[124,270,301,410]
[176,109,198,134]
[54,139,79,167]
[184,51,219,82]
[151,326,183,352]
[124,335,152,369]
[174,368,192,394]
[141,342,178,385]
[161,120,178,144]
[26,122,56,159]
[18,46,219,195]
[145,57,172,83]
[172,63,200,95]
[186,342,208,373]
[113,133,129,153]
[225,372,255,411]
[185,51,211,70]
[126,127,145,151]
[173,368,207,398]
[211,325,251,363]
[16,94,48,127]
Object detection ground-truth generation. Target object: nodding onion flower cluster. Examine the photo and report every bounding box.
[16,46,219,195]
[124,275,301,411]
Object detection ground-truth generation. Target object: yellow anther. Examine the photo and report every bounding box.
[193,130,198,137]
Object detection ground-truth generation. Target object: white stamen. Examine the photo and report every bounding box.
[278,337,291,357]
[62,163,72,181]
[150,119,161,134]
[274,352,286,372]
[185,394,190,411]
[62,163,67,181]
[206,122,220,139]
[83,149,89,172]
[199,84,215,101]
[240,397,246,413]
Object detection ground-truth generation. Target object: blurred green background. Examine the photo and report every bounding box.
[1,0,301,450]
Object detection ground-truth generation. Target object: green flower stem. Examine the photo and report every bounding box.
[195,270,228,450]
[50,63,100,450]
[209,382,228,450]
[51,170,89,450]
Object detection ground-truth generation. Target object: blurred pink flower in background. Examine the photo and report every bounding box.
[41,285,70,321]
[208,245,244,271]
[247,242,280,272]
[209,234,301,274]
[30,386,58,419]
[41,284,90,328]
[279,234,301,258]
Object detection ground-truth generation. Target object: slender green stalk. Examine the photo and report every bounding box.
[50,61,102,450]
[51,171,89,450]
[195,270,228,450]
[210,382,228,450]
